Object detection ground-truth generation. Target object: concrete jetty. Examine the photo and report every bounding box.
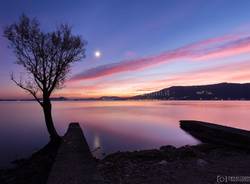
[47,123,105,184]
[180,120,250,149]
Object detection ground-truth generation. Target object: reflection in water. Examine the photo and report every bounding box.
[92,133,104,158]
[0,100,250,167]
[93,134,101,149]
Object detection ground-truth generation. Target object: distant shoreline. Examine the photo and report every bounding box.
[1,99,250,102]
[1,82,250,101]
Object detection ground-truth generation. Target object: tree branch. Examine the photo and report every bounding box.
[11,74,43,107]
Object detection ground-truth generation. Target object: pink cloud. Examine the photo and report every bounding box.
[193,36,250,60]
[70,33,250,81]
[153,60,250,88]
[70,49,190,81]
[62,60,250,98]
[124,51,137,57]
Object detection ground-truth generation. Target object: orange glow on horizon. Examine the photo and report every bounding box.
[53,60,250,98]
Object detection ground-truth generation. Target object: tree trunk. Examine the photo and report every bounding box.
[42,97,60,142]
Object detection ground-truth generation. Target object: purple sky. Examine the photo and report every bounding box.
[1,0,250,98]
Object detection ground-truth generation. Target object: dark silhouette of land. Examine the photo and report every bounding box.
[0,140,60,184]
[133,82,250,100]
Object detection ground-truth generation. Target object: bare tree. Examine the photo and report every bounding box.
[4,15,86,142]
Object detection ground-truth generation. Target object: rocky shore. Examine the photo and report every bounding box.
[98,144,250,184]
[0,141,60,184]
[1,143,250,184]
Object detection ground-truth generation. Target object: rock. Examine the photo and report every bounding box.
[160,145,176,151]
[196,159,207,167]
[104,161,112,165]
[158,160,168,165]
[178,146,199,158]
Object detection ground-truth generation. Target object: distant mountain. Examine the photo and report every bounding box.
[98,96,125,100]
[70,96,124,101]
[132,83,250,100]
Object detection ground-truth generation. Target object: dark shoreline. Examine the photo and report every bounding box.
[99,144,250,184]
[1,142,250,184]
[2,120,250,183]
[0,141,60,184]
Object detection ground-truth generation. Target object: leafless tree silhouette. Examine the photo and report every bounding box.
[4,15,86,142]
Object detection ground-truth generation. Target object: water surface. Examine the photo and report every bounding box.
[0,100,250,167]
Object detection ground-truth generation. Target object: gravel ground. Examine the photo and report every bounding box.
[98,144,250,184]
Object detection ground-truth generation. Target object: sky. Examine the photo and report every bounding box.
[1,0,250,98]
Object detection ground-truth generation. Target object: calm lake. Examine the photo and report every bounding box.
[0,100,250,167]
